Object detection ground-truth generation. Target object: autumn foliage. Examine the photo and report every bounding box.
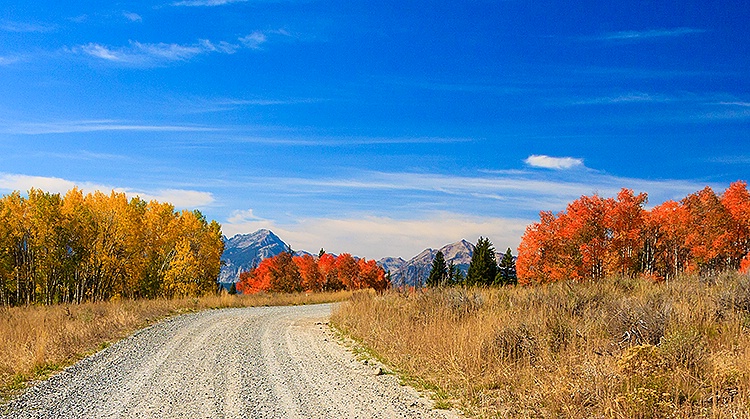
[236,251,388,294]
[517,181,750,284]
[0,188,224,306]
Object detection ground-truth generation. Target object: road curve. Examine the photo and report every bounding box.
[2,303,460,419]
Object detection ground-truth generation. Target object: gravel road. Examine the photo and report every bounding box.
[2,303,461,419]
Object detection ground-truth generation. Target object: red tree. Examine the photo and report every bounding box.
[517,182,749,284]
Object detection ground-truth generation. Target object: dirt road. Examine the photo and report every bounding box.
[2,303,460,418]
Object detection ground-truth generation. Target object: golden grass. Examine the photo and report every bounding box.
[332,274,750,418]
[0,290,351,399]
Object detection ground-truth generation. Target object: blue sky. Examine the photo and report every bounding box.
[1,0,748,259]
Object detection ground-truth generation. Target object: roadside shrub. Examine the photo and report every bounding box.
[437,288,484,320]
[545,314,573,353]
[616,345,677,418]
[486,324,538,364]
[610,296,670,347]
[719,274,750,314]
[660,330,706,372]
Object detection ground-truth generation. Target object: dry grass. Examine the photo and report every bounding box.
[332,274,750,418]
[0,290,351,399]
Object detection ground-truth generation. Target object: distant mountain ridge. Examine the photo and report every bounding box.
[379,239,475,287]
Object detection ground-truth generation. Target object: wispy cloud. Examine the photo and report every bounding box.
[239,30,291,50]
[174,96,323,113]
[225,135,475,146]
[123,12,142,22]
[74,30,288,67]
[239,32,267,49]
[244,168,715,216]
[572,92,671,105]
[0,20,56,33]
[37,150,129,161]
[0,55,23,66]
[716,101,750,107]
[707,155,750,165]
[524,155,584,170]
[697,100,750,120]
[2,120,221,135]
[597,27,705,41]
[702,109,750,120]
[76,39,239,66]
[172,0,247,6]
[0,173,215,208]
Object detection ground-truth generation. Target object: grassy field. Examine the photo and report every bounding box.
[332,274,750,418]
[0,290,352,400]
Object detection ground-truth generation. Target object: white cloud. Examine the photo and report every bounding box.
[0,20,56,33]
[136,189,215,208]
[69,15,88,23]
[702,100,750,120]
[81,44,122,61]
[524,155,584,170]
[76,39,240,67]
[221,211,531,260]
[174,97,322,113]
[172,0,247,6]
[0,173,214,208]
[224,135,473,146]
[79,41,201,63]
[123,12,142,22]
[74,33,284,66]
[227,209,267,224]
[598,27,705,41]
[2,119,220,135]
[239,32,268,49]
[572,93,671,105]
[717,101,750,107]
[0,56,22,66]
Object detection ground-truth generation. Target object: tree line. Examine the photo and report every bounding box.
[426,237,517,287]
[517,181,750,284]
[236,250,389,294]
[0,188,224,306]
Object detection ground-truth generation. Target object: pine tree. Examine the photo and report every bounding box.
[467,237,497,286]
[427,251,448,287]
[446,261,456,285]
[453,267,466,285]
[228,282,238,295]
[496,247,517,286]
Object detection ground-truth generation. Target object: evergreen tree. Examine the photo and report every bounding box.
[228,282,238,295]
[446,261,465,286]
[495,247,517,286]
[446,261,456,285]
[467,237,498,286]
[426,251,448,287]
[453,267,466,285]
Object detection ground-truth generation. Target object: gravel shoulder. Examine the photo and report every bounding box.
[1,303,462,419]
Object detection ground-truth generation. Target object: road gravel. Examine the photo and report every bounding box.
[2,303,461,419]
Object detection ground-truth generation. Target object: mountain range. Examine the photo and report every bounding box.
[384,239,475,287]
[219,228,479,286]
